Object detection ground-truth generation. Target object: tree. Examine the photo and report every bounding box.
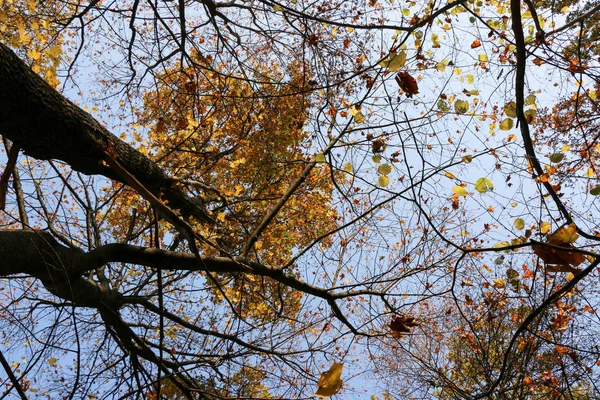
[2,0,600,398]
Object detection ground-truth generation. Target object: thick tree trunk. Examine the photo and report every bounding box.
[0,42,211,222]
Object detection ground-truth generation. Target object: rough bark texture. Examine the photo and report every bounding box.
[0,229,330,309]
[0,42,211,222]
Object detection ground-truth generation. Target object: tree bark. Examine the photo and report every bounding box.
[0,42,211,222]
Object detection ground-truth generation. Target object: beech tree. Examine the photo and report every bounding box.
[2,0,600,398]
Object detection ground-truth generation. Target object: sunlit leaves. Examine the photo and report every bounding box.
[514,218,525,230]
[350,106,366,123]
[540,221,551,234]
[474,177,493,193]
[378,176,390,187]
[550,223,579,244]
[379,50,407,71]
[453,185,468,197]
[492,278,506,289]
[314,363,344,398]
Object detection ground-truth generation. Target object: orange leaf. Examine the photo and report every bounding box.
[470,40,481,49]
[568,63,586,73]
[532,243,585,270]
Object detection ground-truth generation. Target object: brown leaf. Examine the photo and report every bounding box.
[372,139,386,153]
[395,71,419,98]
[389,315,419,338]
[532,243,585,270]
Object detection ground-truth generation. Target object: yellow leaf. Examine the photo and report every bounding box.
[561,145,571,152]
[444,171,456,179]
[478,54,488,62]
[524,94,536,105]
[314,362,344,398]
[378,164,392,175]
[499,118,514,130]
[349,106,365,123]
[585,167,595,178]
[514,217,525,230]
[378,175,389,187]
[462,155,473,163]
[314,154,326,163]
[48,357,57,366]
[380,50,407,71]
[467,74,475,84]
[452,185,468,197]
[475,177,493,193]
[27,48,41,60]
[549,223,579,244]
[590,90,597,100]
[492,278,506,289]
[540,221,551,234]
[343,163,353,173]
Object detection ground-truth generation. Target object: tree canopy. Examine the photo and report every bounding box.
[1,0,600,398]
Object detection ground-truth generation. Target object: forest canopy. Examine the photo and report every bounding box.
[1,0,600,398]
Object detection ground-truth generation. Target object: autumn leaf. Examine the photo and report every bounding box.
[549,223,579,244]
[378,164,392,175]
[395,71,419,97]
[533,223,585,270]
[389,315,419,338]
[314,362,343,398]
[380,50,407,71]
[470,39,481,49]
[514,218,525,230]
[474,177,493,193]
[349,106,366,123]
[492,278,506,289]
[454,99,469,114]
[499,118,514,130]
[372,139,386,153]
[504,101,517,118]
[452,185,468,197]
